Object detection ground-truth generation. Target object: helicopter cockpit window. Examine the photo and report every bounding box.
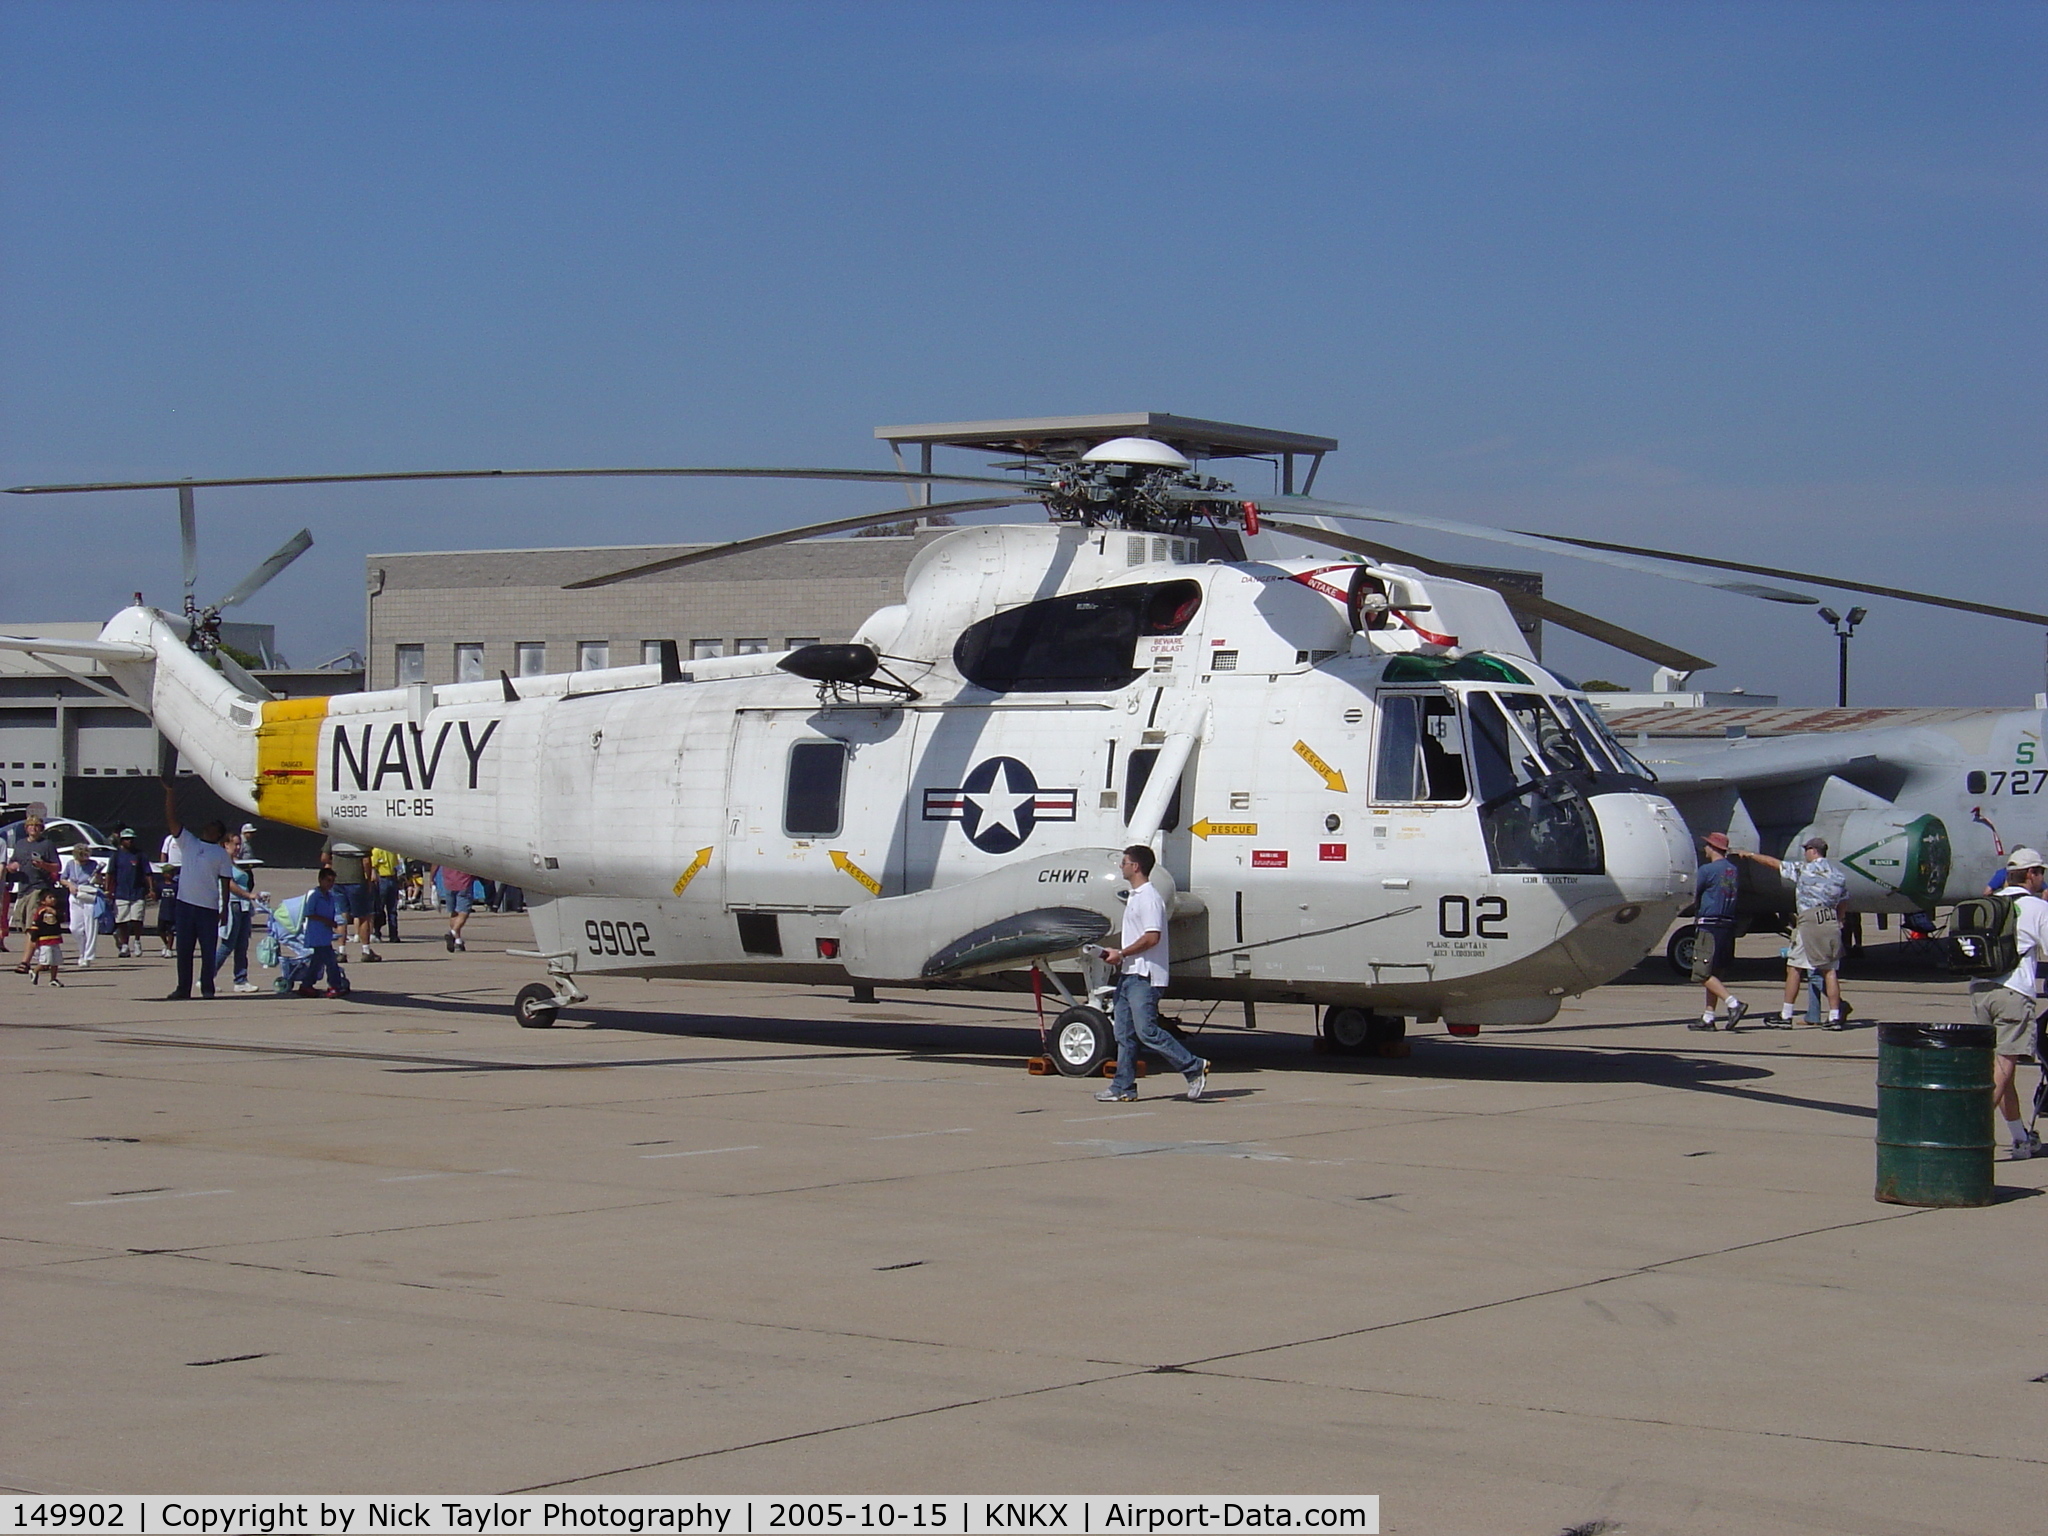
[784,740,849,838]
[1373,693,1468,803]
[1466,692,1603,874]
[954,580,1202,693]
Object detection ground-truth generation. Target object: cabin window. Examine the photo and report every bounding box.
[784,740,849,838]
[1373,693,1468,803]
[691,638,725,660]
[954,580,1202,693]
[1123,748,1184,831]
[514,642,546,677]
[454,643,485,683]
[578,641,610,672]
[395,644,425,685]
[735,637,769,655]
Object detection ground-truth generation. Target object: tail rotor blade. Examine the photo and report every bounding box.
[212,529,314,612]
[178,486,198,604]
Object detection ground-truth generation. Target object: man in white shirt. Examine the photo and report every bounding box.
[1095,844,1209,1103]
[1972,847,2048,1160]
[161,781,254,1001]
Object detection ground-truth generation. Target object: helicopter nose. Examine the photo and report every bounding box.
[1592,792,1694,903]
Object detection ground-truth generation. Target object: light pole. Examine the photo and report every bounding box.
[1818,606,1867,707]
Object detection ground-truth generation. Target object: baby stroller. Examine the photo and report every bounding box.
[261,894,349,997]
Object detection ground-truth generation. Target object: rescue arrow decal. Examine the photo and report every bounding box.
[671,847,713,896]
[1292,739,1347,792]
[1190,819,1259,840]
[830,850,882,896]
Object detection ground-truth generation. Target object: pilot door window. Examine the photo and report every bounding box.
[784,740,849,838]
[1373,693,1468,803]
[1465,691,1603,875]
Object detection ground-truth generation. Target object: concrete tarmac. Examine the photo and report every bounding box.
[4,904,2044,1535]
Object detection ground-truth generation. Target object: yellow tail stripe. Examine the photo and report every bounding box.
[255,697,329,830]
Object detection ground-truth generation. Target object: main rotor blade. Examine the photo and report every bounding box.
[1527,531,2048,628]
[7,466,1036,495]
[1262,519,1716,673]
[211,529,314,612]
[178,485,198,602]
[562,496,1036,590]
[1256,496,1819,606]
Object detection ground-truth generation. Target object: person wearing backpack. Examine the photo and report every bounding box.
[1970,848,2048,1160]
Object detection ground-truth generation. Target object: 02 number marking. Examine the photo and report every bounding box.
[1438,894,1509,939]
[586,918,655,957]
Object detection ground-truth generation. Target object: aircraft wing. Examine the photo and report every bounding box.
[0,634,154,662]
[1646,739,1891,792]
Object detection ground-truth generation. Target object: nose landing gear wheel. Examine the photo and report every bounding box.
[1322,1006,1405,1055]
[513,982,560,1029]
[1051,1005,1114,1076]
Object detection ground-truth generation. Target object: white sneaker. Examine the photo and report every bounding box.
[74,959,89,970]
[233,980,260,994]
[159,946,174,958]
[1185,1059,1211,1101]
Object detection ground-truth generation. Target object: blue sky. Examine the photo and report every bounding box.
[2,1,2041,702]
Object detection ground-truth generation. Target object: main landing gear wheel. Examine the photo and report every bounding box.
[1050,1005,1114,1076]
[1322,1006,1405,1055]
[513,982,560,1029]
[1665,924,1700,977]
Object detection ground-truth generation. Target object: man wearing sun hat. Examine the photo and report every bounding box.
[1972,846,2048,1160]
[1687,831,1750,1031]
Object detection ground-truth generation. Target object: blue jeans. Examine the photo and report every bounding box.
[1109,973,1201,1093]
[375,875,401,940]
[303,943,346,992]
[214,904,251,984]
[172,900,221,997]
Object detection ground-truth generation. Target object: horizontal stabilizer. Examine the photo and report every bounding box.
[0,633,154,662]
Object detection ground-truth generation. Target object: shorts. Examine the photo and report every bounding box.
[336,882,375,920]
[31,943,60,967]
[1689,921,1735,984]
[446,886,475,915]
[1796,910,1843,971]
[1971,984,2039,1057]
[115,899,145,924]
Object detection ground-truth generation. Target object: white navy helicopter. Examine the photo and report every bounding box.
[4,418,2031,1069]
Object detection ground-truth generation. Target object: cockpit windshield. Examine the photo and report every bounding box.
[1466,691,1604,874]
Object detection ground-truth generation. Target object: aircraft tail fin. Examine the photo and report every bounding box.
[0,608,265,817]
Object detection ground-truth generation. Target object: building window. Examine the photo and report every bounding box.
[454,643,484,683]
[734,637,769,655]
[641,640,666,666]
[578,641,610,672]
[395,644,426,685]
[514,642,546,677]
[690,639,725,660]
[785,636,820,649]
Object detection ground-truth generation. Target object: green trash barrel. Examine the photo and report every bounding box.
[1875,1022,1996,1207]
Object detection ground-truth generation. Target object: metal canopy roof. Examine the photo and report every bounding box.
[874,412,1339,463]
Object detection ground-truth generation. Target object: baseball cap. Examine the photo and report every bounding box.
[117,827,137,838]
[2006,847,2045,872]
[1703,832,1730,851]
[1802,836,1829,854]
